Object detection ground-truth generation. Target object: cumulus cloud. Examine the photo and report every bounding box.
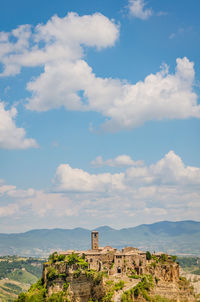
[125,151,200,187]
[0,14,199,131]
[0,102,38,149]
[0,151,200,228]
[128,0,153,20]
[0,13,119,77]
[26,56,200,131]
[23,191,76,217]
[149,150,200,185]
[54,164,125,192]
[55,150,200,192]
[91,155,144,167]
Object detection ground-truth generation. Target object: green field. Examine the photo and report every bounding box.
[177,256,200,275]
[0,256,45,301]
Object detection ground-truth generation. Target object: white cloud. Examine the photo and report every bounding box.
[0,151,200,228]
[23,191,76,217]
[7,188,35,198]
[101,58,200,131]
[54,164,125,192]
[91,155,144,167]
[0,14,199,131]
[54,151,200,196]
[149,150,200,185]
[0,204,19,217]
[125,150,200,187]
[0,13,119,77]
[27,57,200,131]
[128,0,153,20]
[0,102,38,149]
[0,184,16,195]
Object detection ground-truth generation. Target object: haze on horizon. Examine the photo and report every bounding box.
[0,0,200,233]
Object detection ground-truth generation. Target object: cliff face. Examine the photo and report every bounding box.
[15,252,197,302]
[141,261,195,301]
[144,262,180,282]
[42,256,196,302]
[42,262,106,302]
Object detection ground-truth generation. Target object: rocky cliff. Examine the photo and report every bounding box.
[15,252,197,302]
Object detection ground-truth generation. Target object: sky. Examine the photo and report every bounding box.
[0,0,200,233]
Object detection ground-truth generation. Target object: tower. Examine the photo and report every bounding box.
[91,231,99,250]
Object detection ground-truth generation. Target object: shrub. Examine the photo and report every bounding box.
[150,262,157,268]
[48,252,58,263]
[47,291,64,302]
[128,274,140,279]
[113,280,125,291]
[171,255,177,262]
[102,289,114,302]
[66,253,79,266]
[47,267,59,281]
[57,254,66,262]
[146,251,152,260]
[63,282,70,291]
[15,292,26,302]
[160,254,168,262]
[121,274,154,302]
[73,268,81,278]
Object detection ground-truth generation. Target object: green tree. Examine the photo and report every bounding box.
[146,251,152,260]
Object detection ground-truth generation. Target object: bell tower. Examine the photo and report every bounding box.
[91,231,99,250]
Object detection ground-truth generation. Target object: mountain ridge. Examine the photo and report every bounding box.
[0,220,200,257]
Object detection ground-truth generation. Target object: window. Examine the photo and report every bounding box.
[117,267,121,273]
[90,258,93,262]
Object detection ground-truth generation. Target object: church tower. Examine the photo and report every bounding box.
[91,231,99,250]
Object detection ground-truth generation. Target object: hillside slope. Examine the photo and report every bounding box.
[0,256,44,301]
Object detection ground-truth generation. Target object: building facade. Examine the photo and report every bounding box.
[61,231,147,275]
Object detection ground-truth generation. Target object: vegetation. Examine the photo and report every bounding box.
[160,254,168,262]
[170,255,177,262]
[4,283,22,293]
[15,252,108,302]
[128,274,140,279]
[0,256,44,301]
[121,274,154,302]
[11,252,198,302]
[152,296,172,302]
[177,256,200,275]
[47,292,70,302]
[113,280,125,291]
[15,279,47,302]
[151,255,159,263]
[146,251,152,260]
[46,267,59,281]
[0,256,44,280]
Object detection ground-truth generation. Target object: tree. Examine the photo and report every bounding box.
[146,251,152,260]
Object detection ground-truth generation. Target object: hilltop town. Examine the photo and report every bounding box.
[60,231,170,277]
[16,231,198,302]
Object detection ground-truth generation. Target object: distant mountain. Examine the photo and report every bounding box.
[0,221,200,257]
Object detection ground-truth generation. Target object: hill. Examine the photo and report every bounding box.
[0,256,44,301]
[0,221,200,257]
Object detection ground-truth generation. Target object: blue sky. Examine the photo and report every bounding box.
[0,0,200,232]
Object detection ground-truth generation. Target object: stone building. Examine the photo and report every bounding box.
[61,231,147,275]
